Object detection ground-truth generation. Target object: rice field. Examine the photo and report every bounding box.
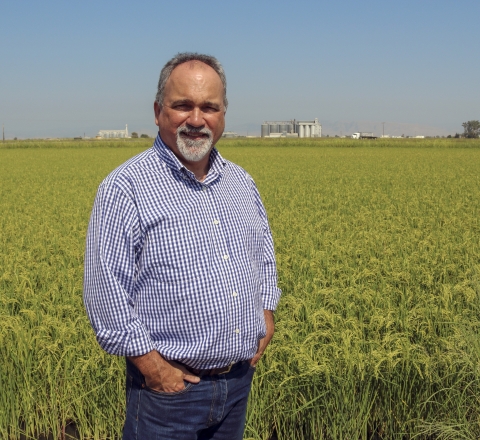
[1,138,480,439]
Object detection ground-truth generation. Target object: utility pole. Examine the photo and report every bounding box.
[382,122,385,137]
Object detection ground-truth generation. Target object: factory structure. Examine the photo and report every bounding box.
[96,124,129,139]
[261,118,321,138]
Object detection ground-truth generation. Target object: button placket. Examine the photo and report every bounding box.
[204,183,239,343]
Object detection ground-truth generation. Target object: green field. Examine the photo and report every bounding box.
[1,138,480,439]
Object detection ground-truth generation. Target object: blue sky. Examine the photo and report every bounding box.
[1,0,478,138]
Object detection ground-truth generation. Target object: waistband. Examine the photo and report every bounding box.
[186,361,246,377]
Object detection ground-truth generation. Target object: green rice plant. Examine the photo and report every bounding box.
[1,138,480,439]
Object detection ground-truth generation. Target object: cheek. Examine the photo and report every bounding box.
[166,115,179,130]
[208,115,225,134]
[159,111,186,133]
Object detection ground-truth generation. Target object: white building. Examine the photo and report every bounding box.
[296,119,321,138]
[261,118,322,138]
[222,131,239,138]
[97,124,129,139]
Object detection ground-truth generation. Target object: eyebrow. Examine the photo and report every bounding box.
[203,101,221,110]
[170,99,191,107]
[170,99,221,110]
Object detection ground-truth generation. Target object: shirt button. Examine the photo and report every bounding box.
[213,219,220,225]
[223,254,229,260]
[202,186,207,191]
[235,329,240,334]
[232,292,238,297]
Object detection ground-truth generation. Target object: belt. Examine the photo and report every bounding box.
[189,361,240,377]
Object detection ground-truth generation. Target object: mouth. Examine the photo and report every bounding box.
[180,132,209,140]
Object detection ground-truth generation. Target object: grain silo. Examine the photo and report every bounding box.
[269,123,279,134]
[261,119,321,138]
[261,124,269,138]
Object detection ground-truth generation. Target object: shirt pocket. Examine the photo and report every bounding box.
[143,222,212,284]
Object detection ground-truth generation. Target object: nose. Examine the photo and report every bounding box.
[186,108,205,128]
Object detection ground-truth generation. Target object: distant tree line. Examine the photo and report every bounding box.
[461,120,480,138]
[131,132,150,139]
[451,121,480,138]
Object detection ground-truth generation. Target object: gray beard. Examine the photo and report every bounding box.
[176,126,213,162]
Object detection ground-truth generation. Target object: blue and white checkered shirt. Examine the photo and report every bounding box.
[83,135,281,369]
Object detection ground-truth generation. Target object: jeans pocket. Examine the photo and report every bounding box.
[144,381,193,397]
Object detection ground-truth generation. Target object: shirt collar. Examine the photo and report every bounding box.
[153,133,227,182]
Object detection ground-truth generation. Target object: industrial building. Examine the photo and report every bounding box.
[222,131,239,138]
[97,124,129,139]
[261,119,321,138]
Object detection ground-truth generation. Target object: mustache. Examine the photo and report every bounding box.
[177,125,212,138]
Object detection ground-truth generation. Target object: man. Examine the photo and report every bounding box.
[83,52,281,440]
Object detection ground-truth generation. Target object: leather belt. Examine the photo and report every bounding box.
[189,361,239,377]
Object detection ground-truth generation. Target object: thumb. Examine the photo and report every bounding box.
[183,373,201,384]
[250,352,261,367]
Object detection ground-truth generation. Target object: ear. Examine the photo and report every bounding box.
[154,101,162,126]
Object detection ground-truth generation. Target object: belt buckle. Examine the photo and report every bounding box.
[220,362,234,374]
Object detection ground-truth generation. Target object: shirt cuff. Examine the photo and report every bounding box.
[261,285,282,311]
[95,321,154,356]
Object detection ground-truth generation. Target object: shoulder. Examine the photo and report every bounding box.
[99,147,158,197]
[224,160,260,198]
[222,158,256,186]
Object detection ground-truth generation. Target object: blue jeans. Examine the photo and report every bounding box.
[123,359,255,440]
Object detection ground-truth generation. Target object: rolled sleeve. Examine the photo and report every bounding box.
[83,181,154,356]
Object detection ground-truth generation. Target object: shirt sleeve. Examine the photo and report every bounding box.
[248,176,282,311]
[83,180,154,356]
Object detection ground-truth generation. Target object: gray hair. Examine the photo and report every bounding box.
[155,52,228,110]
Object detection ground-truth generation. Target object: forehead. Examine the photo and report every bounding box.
[165,61,224,99]
[172,60,217,76]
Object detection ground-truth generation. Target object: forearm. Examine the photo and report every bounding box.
[264,310,275,339]
[251,310,275,367]
[127,350,168,380]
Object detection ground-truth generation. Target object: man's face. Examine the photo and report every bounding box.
[154,61,226,162]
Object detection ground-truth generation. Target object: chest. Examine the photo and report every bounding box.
[134,171,263,283]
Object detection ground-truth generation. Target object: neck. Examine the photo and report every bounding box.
[173,149,211,182]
